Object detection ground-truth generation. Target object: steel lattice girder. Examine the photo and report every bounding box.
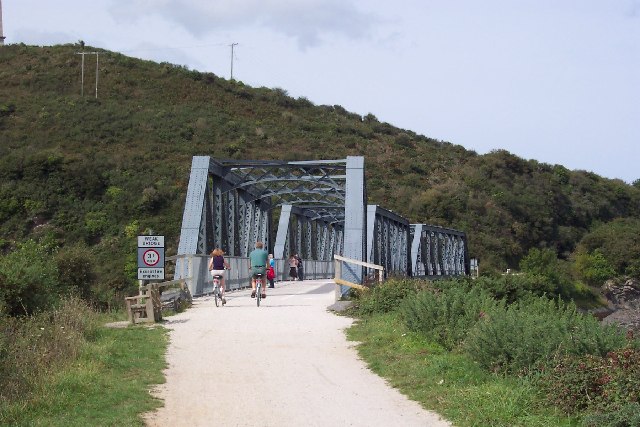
[272,204,342,262]
[366,205,410,278]
[410,224,470,277]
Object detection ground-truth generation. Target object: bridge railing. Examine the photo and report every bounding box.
[172,254,334,297]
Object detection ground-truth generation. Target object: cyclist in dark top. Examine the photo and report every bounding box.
[208,248,230,301]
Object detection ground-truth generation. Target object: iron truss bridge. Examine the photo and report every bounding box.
[177,156,469,293]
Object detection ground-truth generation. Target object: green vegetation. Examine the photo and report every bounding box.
[2,41,639,425]
[348,278,640,426]
[1,43,640,311]
[0,298,167,426]
[0,239,98,315]
[347,312,575,426]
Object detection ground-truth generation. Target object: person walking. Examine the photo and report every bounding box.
[267,254,276,288]
[248,241,269,299]
[288,254,298,281]
[295,253,304,281]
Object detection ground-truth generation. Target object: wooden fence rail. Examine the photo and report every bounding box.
[333,254,384,300]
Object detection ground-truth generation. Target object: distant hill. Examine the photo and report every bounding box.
[1,44,639,303]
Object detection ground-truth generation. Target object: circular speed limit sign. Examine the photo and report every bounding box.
[143,249,160,267]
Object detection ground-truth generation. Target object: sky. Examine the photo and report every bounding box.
[3,0,639,183]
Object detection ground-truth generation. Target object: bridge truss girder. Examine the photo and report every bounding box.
[367,205,411,278]
[410,224,470,277]
[272,204,343,262]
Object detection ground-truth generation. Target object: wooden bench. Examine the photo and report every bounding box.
[125,284,161,324]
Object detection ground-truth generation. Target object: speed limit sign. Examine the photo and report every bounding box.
[137,236,165,280]
[143,249,160,266]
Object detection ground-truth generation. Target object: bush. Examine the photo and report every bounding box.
[473,274,555,303]
[583,403,640,427]
[0,240,60,315]
[400,282,501,350]
[539,347,640,417]
[55,244,95,299]
[464,297,628,374]
[575,249,617,287]
[519,248,575,298]
[356,278,420,315]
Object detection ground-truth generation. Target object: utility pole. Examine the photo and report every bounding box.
[0,0,6,46]
[229,42,238,80]
[75,51,100,98]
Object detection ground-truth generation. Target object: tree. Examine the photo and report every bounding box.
[519,248,572,298]
[574,249,616,286]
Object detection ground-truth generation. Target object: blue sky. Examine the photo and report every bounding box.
[4,0,639,183]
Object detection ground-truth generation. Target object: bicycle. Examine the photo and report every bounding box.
[212,273,226,307]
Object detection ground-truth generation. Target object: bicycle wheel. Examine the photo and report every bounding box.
[256,283,261,307]
[214,285,219,307]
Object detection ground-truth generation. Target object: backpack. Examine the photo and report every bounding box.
[267,266,275,280]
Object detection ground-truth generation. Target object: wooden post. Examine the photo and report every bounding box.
[334,258,342,301]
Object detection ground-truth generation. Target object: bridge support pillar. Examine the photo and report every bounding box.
[273,204,292,260]
[341,156,366,296]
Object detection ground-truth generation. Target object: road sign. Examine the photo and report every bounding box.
[138,235,165,280]
[142,248,160,266]
[137,268,165,280]
[138,235,164,247]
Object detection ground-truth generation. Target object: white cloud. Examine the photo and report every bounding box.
[108,0,378,49]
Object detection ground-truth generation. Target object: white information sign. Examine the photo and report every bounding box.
[137,268,165,280]
[137,235,165,280]
[138,235,164,247]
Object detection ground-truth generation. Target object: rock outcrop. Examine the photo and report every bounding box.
[601,278,640,332]
[603,278,640,310]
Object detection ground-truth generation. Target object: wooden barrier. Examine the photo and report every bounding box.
[333,254,384,300]
[125,279,188,324]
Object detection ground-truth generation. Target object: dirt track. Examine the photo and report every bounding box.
[144,279,450,427]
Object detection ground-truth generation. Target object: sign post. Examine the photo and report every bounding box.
[138,235,165,280]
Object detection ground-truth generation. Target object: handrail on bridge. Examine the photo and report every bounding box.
[333,254,384,300]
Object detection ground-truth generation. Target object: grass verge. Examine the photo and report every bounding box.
[0,322,168,427]
[346,311,579,427]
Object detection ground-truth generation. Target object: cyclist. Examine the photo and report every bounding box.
[208,248,230,304]
[248,241,268,299]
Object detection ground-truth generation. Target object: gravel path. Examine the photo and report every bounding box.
[144,279,450,427]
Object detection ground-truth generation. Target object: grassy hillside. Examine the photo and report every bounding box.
[1,43,639,307]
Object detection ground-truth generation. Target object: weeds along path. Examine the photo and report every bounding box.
[144,279,450,427]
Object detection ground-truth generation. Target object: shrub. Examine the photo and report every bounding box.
[400,282,501,350]
[583,403,640,427]
[473,274,555,303]
[539,347,640,417]
[519,248,575,298]
[464,297,628,374]
[0,103,16,117]
[55,244,95,299]
[84,211,109,236]
[356,278,421,315]
[574,249,617,287]
[0,240,59,315]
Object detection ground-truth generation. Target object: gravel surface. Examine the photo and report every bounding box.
[144,279,450,427]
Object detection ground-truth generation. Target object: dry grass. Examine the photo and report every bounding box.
[0,296,99,402]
